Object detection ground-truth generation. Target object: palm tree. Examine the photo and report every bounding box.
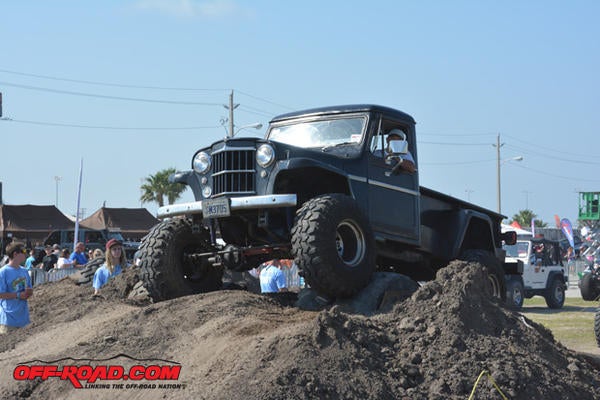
[510,209,548,229]
[140,168,187,207]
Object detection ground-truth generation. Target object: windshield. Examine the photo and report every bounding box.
[107,231,125,241]
[267,116,366,149]
[503,241,529,258]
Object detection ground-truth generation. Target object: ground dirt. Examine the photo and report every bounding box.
[1,261,599,399]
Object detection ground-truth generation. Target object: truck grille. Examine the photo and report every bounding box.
[212,149,256,196]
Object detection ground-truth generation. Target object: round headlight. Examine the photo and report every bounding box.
[193,151,211,174]
[202,186,212,198]
[256,144,275,167]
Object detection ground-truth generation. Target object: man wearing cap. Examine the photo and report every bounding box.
[0,242,34,333]
[41,245,58,271]
[93,239,126,295]
[69,242,88,267]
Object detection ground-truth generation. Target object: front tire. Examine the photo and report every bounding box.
[460,249,507,302]
[138,218,223,302]
[544,277,565,309]
[292,194,376,298]
[580,272,600,301]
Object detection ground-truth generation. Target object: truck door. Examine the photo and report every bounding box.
[367,119,419,241]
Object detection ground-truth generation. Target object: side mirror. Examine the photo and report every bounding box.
[387,139,408,155]
[502,231,517,245]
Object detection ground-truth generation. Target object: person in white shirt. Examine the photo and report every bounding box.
[56,249,74,269]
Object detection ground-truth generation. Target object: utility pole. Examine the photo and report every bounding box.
[495,134,503,214]
[223,90,239,137]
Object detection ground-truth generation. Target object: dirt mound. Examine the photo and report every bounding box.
[0,261,599,399]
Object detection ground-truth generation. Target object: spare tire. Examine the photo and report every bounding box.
[77,257,106,285]
[580,272,600,301]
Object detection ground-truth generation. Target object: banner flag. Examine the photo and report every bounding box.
[554,214,561,228]
[560,218,575,248]
[531,218,535,237]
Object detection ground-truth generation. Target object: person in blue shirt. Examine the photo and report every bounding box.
[93,239,125,295]
[24,249,36,269]
[24,249,36,280]
[0,242,33,333]
[259,259,288,293]
[69,242,88,267]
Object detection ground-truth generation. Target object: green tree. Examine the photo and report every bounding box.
[140,168,187,207]
[510,209,548,228]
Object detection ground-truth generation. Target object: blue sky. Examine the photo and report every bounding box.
[1,0,599,227]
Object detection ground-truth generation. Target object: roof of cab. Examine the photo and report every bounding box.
[270,104,416,124]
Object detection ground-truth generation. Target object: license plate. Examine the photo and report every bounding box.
[202,197,231,218]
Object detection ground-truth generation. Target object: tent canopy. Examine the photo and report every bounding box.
[0,204,75,247]
[81,207,158,240]
[0,204,74,233]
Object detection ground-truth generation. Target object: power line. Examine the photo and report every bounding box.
[0,118,221,130]
[505,143,600,165]
[0,68,227,91]
[419,140,491,146]
[0,81,223,105]
[236,90,295,111]
[503,133,598,161]
[512,163,600,183]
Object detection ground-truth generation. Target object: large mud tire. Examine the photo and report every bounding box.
[138,218,223,302]
[77,257,106,285]
[595,306,600,347]
[291,194,376,298]
[580,272,600,301]
[460,249,507,302]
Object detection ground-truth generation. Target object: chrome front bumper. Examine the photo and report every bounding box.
[157,194,297,219]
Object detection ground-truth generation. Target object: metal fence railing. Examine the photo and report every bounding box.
[566,260,589,286]
[30,267,80,286]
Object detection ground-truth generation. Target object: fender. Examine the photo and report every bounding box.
[545,270,567,286]
[267,157,353,196]
[453,209,497,257]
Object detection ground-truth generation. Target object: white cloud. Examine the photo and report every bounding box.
[133,0,252,19]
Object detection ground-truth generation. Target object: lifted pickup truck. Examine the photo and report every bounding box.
[503,238,567,309]
[138,104,518,302]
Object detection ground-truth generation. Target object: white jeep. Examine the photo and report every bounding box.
[503,238,568,309]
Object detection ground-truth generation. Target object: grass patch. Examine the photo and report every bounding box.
[521,297,599,354]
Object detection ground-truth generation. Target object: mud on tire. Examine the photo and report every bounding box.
[460,249,507,302]
[138,218,223,302]
[291,194,376,298]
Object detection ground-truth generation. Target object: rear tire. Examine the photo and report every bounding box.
[460,249,507,302]
[292,194,376,298]
[138,218,223,302]
[595,306,600,347]
[506,279,524,310]
[544,277,565,309]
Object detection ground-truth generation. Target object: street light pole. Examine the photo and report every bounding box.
[495,132,523,214]
[54,176,62,207]
[234,122,263,136]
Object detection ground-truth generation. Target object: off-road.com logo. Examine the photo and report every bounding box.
[13,355,182,389]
